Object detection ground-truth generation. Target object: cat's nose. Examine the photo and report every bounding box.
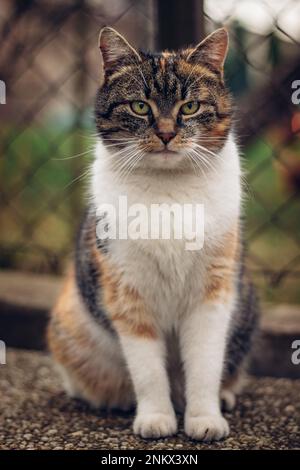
[156,131,176,145]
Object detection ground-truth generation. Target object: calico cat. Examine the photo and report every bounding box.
[48,27,259,441]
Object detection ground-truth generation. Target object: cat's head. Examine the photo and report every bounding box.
[95,27,232,172]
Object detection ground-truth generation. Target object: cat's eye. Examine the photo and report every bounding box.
[130,101,150,116]
[180,101,200,116]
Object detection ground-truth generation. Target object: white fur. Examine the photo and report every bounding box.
[90,134,241,440]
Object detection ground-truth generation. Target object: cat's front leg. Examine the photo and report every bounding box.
[106,281,177,438]
[180,228,239,441]
[119,334,177,438]
[180,298,232,441]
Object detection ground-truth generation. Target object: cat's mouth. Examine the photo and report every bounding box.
[144,148,187,170]
[151,149,180,156]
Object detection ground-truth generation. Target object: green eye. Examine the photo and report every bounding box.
[181,101,200,116]
[130,101,150,116]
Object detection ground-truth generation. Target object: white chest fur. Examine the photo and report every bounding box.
[91,135,241,330]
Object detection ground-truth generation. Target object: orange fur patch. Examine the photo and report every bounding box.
[94,248,157,339]
[204,225,239,302]
[209,116,232,141]
[160,51,173,71]
[48,267,133,407]
[48,268,97,364]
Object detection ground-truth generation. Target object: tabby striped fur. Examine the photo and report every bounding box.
[48,27,259,442]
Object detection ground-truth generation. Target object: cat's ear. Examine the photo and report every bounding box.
[99,27,141,74]
[187,28,228,71]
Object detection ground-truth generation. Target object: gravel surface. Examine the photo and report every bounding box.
[0,349,299,450]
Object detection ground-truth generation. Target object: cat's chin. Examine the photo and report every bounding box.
[144,150,187,171]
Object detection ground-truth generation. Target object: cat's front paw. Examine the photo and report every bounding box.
[185,414,229,442]
[133,412,177,439]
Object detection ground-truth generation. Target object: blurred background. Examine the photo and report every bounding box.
[1,3,300,452]
[0,0,300,358]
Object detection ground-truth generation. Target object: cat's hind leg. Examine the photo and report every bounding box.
[220,370,246,412]
[47,269,134,411]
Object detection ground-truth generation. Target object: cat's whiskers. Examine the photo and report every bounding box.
[104,140,140,146]
[189,149,215,173]
[197,136,227,141]
[109,144,140,170]
[102,137,140,148]
[188,145,220,177]
[114,148,144,183]
[119,151,145,183]
[192,141,222,160]
[103,136,139,141]
[107,145,141,171]
[186,151,203,177]
[104,141,139,150]
[63,167,92,190]
[192,147,219,170]
[197,138,227,150]
[186,151,211,182]
[53,148,95,161]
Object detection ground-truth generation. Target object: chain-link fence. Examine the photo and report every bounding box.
[1,0,300,304]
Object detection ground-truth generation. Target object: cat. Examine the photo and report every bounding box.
[48,26,259,442]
